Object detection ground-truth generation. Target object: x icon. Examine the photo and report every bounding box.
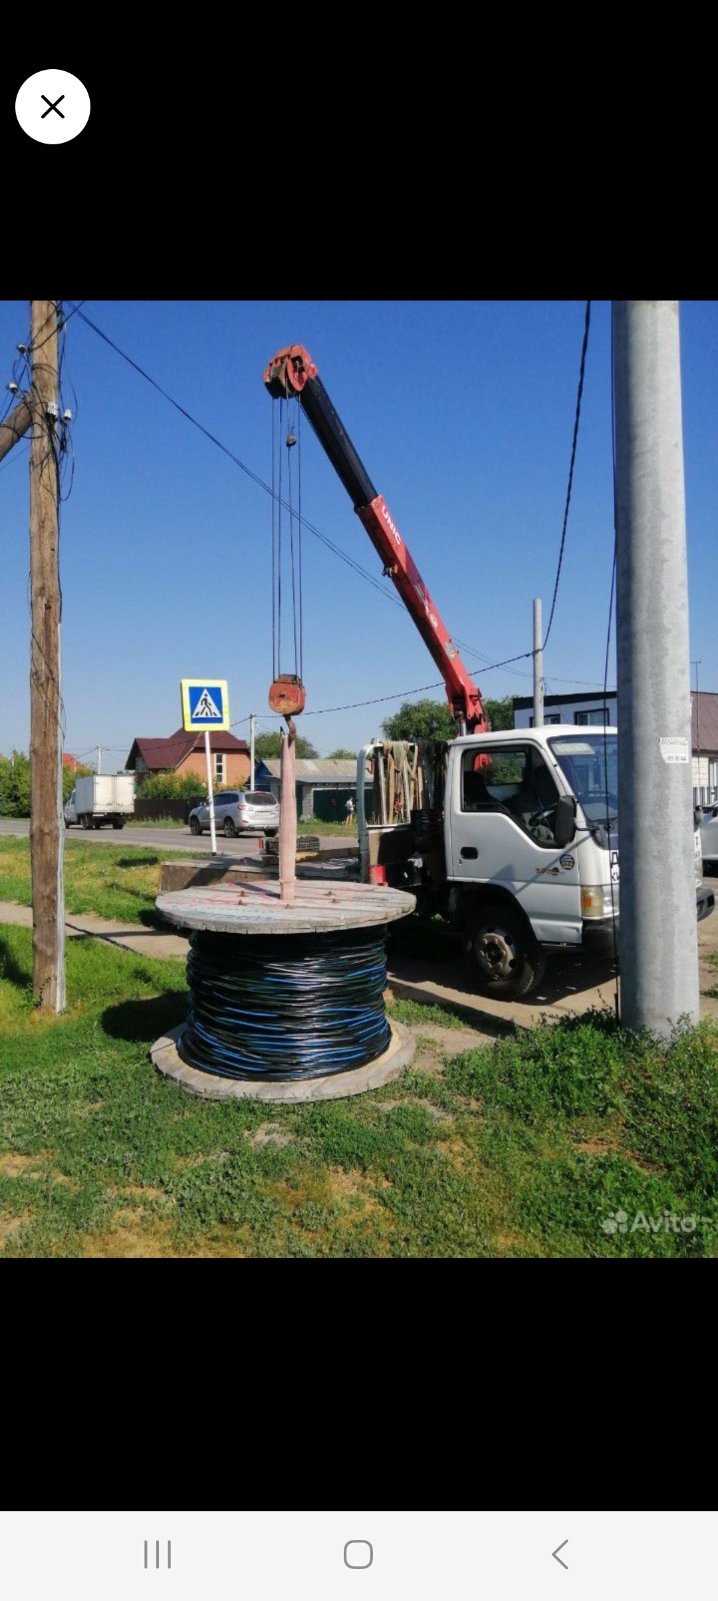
[41,93,65,118]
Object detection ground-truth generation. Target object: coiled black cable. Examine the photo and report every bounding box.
[178,926,392,1081]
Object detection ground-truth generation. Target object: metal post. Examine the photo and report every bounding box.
[204,728,217,855]
[533,597,544,728]
[97,744,102,774]
[613,299,699,1036]
[249,711,255,789]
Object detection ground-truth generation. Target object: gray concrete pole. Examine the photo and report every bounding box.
[533,598,544,727]
[250,712,255,790]
[613,300,699,1036]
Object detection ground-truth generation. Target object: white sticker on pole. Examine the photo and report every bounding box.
[659,736,690,764]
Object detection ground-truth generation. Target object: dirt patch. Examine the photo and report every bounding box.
[0,1150,75,1186]
[437,1136,473,1173]
[83,1217,178,1258]
[0,1210,30,1248]
[413,1098,452,1121]
[571,1135,622,1158]
[495,1232,536,1254]
[247,1124,295,1150]
[0,1153,39,1178]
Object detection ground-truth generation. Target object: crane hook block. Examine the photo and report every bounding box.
[268,675,306,717]
[264,345,317,399]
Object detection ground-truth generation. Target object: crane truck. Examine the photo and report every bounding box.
[264,346,715,998]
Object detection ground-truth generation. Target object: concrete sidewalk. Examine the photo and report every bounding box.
[2,896,716,1033]
[0,901,188,960]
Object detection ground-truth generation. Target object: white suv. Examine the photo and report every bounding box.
[188,790,280,838]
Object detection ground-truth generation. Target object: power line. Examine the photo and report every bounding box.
[542,299,592,651]
[66,304,572,679]
[68,304,404,612]
[67,303,611,713]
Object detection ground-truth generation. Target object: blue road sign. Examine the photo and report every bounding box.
[180,678,230,731]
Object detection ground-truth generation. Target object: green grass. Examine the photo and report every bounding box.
[303,818,358,836]
[0,837,200,927]
[2,920,718,1257]
[125,818,185,829]
[387,995,485,1032]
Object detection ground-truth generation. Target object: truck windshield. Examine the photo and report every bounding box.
[548,733,618,826]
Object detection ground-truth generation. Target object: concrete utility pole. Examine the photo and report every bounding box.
[533,597,544,728]
[29,299,66,1011]
[613,300,698,1037]
[249,712,256,789]
[96,744,102,774]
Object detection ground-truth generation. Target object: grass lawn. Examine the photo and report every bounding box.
[0,837,195,927]
[125,818,186,829]
[304,819,358,836]
[2,920,718,1257]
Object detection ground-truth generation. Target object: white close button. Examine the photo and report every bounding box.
[344,1542,373,1570]
[16,69,91,144]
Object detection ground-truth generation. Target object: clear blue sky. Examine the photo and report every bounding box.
[1,300,716,764]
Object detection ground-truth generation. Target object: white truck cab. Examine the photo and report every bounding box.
[358,727,714,998]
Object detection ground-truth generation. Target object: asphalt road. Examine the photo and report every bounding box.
[0,819,354,856]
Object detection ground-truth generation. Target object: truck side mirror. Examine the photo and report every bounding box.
[554,794,576,848]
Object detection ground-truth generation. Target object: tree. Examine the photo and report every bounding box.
[484,696,514,730]
[254,731,318,760]
[0,753,92,816]
[381,700,455,741]
[327,748,356,760]
[381,695,515,741]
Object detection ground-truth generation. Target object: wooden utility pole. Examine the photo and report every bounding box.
[0,392,33,462]
[29,300,66,1011]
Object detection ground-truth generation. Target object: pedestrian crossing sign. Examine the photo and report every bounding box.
[181,679,230,731]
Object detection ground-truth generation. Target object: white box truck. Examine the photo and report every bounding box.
[64,774,135,830]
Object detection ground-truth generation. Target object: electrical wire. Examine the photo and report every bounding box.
[542,300,592,652]
[179,925,392,1080]
[66,302,613,702]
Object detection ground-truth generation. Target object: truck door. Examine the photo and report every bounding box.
[449,742,582,945]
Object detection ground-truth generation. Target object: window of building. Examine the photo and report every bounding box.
[214,753,225,783]
[529,714,561,726]
[575,708,611,726]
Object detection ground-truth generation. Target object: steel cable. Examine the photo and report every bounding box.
[178,926,392,1081]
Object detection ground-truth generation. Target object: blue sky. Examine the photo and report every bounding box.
[1,300,716,764]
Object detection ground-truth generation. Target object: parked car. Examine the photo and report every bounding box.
[700,809,718,873]
[188,790,280,838]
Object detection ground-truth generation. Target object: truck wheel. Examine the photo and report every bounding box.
[82,814,92,830]
[469,907,547,999]
[112,820,125,829]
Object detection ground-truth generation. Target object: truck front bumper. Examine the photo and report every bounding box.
[582,882,714,956]
[581,918,618,960]
[697,882,716,922]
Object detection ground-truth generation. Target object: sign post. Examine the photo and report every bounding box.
[203,728,217,855]
[180,679,231,860]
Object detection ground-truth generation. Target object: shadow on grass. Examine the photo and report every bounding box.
[0,934,32,989]
[115,855,160,868]
[138,907,168,930]
[102,989,187,1044]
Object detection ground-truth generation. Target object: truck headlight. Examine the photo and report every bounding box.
[581,885,615,919]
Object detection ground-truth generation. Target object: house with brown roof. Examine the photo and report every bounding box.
[692,692,718,806]
[125,729,250,789]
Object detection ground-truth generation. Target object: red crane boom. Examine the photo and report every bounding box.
[264,344,488,732]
